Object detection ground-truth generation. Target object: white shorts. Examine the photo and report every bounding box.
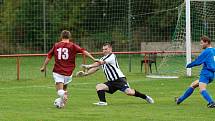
[53,72,73,85]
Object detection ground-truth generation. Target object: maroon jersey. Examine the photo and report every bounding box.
[47,41,84,76]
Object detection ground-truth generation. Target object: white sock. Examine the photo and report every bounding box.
[57,89,65,98]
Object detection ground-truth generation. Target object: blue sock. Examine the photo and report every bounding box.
[178,87,194,103]
[201,90,214,104]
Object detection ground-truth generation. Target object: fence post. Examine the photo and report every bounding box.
[44,66,46,77]
[16,56,20,80]
[144,53,148,75]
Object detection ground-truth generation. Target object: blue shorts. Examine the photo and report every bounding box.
[199,70,214,84]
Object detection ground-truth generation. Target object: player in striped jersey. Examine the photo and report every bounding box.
[76,43,154,106]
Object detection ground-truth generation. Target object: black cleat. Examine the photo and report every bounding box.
[207,102,215,108]
[175,97,181,105]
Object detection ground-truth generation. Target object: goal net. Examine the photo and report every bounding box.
[1,0,215,80]
[150,0,215,78]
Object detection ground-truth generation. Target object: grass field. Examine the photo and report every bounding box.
[0,55,215,121]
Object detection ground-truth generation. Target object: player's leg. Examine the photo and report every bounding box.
[63,84,68,104]
[93,83,109,106]
[199,82,214,107]
[176,80,198,104]
[62,75,72,104]
[53,72,67,98]
[198,73,215,108]
[53,72,66,108]
[63,84,67,92]
[116,78,154,104]
[54,82,65,108]
[124,88,154,104]
[56,82,65,98]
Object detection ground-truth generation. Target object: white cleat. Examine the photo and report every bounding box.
[146,95,154,104]
[93,101,108,106]
[54,98,65,109]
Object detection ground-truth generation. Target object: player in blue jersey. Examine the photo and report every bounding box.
[176,35,215,108]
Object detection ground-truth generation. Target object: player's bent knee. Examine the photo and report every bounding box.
[57,89,65,98]
[125,88,135,96]
[96,83,106,91]
[191,80,199,88]
[199,85,207,92]
[126,93,133,96]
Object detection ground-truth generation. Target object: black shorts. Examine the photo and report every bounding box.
[104,77,130,94]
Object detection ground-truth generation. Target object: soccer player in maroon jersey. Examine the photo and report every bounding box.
[40,30,97,108]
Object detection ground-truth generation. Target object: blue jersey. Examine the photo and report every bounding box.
[187,48,215,74]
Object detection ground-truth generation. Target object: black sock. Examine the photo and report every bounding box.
[134,90,147,99]
[97,90,106,102]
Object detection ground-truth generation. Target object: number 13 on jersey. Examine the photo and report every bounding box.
[57,48,69,60]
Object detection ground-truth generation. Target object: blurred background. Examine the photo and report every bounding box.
[0,0,215,80]
[0,0,186,54]
[1,0,215,54]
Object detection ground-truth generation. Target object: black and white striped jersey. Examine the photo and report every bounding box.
[100,53,125,81]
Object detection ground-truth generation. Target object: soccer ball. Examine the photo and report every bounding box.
[54,98,64,109]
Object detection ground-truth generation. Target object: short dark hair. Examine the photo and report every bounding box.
[200,35,211,44]
[103,42,112,47]
[61,30,71,39]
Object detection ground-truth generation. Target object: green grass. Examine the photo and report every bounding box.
[0,56,215,121]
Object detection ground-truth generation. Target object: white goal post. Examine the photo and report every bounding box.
[186,0,192,76]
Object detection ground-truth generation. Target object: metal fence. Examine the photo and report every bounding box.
[0,0,185,54]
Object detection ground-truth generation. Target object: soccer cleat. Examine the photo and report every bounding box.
[146,95,154,104]
[56,102,65,109]
[207,102,215,108]
[54,98,65,109]
[93,101,108,106]
[175,97,181,105]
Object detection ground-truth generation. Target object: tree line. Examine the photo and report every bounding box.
[0,0,183,54]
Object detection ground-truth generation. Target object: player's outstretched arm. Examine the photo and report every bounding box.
[76,66,100,77]
[40,57,51,72]
[82,50,99,62]
[81,60,104,69]
[186,51,207,68]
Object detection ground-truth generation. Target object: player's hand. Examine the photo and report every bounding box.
[40,66,45,72]
[76,71,87,77]
[94,59,103,65]
[186,63,191,68]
